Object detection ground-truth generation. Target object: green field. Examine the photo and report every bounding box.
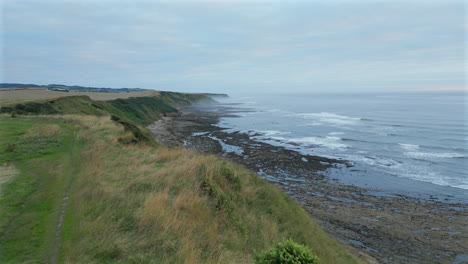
[0,94,362,263]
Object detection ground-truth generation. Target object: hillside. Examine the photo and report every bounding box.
[1,92,214,126]
[0,93,361,263]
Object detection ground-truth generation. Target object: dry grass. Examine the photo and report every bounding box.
[0,164,18,195]
[0,90,159,105]
[20,123,60,138]
[57,115,360,264]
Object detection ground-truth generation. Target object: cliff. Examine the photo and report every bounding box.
[0,92,361,264]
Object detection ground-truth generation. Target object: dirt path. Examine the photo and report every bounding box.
[51,131,77,264]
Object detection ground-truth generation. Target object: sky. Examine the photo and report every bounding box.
[1,0,466,94]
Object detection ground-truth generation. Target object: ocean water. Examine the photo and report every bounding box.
[214,92,468,200]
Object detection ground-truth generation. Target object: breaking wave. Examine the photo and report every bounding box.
[291,112,362,125]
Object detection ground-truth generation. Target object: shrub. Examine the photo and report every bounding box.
[5,143,16,152]
[22,102,58,114]
[255,239,318,264]
[1,106,15,113]
[1,102,58,115]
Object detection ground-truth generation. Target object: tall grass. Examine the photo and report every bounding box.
[59,115,360,264]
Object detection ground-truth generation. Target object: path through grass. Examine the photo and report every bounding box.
[0,114,361,264]
[0,116,80,263]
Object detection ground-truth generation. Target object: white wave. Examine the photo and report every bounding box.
[405,152,465,159]
[399,171,450,186]
[455,184,468,189]
[397,166,468,190]
[268,136,287,141]
[253,134,347,150]
[292,112,361,125]
[398,143,420,151]
[283,136,347,150]
[259,130,290,136]
[298,122,324,126]
[342,154,401,168]
[192,132,209,136]
[329,132,345,136]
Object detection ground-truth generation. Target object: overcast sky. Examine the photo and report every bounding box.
[1,0,466,93]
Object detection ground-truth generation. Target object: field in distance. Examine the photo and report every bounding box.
[0,90,159,104]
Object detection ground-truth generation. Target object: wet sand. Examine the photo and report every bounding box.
[148,104,468,264]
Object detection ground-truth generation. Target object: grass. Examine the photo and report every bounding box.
[1,92,214,126]
[58,115,359,264]
[0,164,18,196]
[0,116,79,263]
[0,90,159,105]
[0,93,362,263]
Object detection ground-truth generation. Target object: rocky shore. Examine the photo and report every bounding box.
[148,104,468,264]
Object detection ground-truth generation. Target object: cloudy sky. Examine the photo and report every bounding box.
[1,0,466,93]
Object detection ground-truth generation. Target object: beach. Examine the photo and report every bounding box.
[148,103,468,264]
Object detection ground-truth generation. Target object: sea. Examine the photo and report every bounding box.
[213,92,468,202]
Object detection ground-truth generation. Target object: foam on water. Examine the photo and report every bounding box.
[292,112,362,125]
[192,131,209,136]
[257,130,290,136]
[402,173,450,187]
[404,152,465,159]
[329,132,345,136]
[342,154,402,168]
[214,92,468,192]
[299,122,324,126]
[265,136,348,150]
[399,143,420,151]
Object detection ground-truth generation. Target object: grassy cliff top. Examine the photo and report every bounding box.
[0,90,158,105]
[0,91,215,126]
[0,94,362,264]
[0,89,224,106]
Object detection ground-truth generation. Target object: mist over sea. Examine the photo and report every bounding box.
[214,92,468,201]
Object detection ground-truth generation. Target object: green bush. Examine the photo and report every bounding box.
[255,239,318,264]
[0,106,15,113]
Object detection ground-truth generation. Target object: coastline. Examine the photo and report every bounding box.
[148,104,468,264]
